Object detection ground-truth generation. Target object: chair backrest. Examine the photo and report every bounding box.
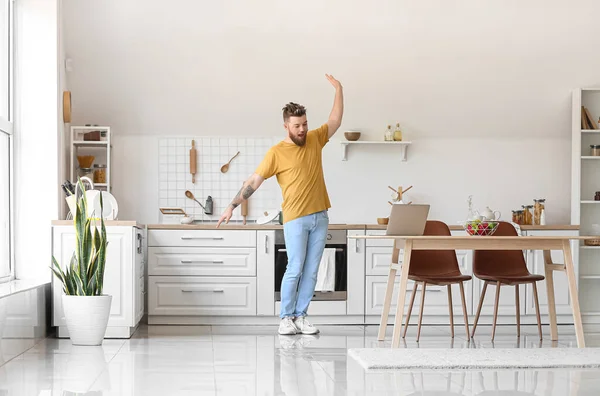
[472,221,531,277]
[408,220,462,276]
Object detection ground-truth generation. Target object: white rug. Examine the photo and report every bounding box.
[348,348,600,370]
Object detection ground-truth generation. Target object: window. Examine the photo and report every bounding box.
[0,0,13,283]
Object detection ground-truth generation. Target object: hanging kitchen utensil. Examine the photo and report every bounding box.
[185,190,205,210]
[190,140,197,183]
[220,151,240,173]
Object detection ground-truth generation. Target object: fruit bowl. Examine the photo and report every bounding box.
[463,219,499,236]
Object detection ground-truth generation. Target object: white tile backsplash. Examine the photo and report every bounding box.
[157,137,282,222]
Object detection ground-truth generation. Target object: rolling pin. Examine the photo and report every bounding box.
[190,140,197,183]
[241,184,248,225]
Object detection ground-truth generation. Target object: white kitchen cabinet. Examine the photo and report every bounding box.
[256,230,275,316]
[347,229,365,315]
[52,225,144,338]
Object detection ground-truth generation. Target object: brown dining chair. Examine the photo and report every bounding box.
[471,221,544,341]
[402,220,472,341]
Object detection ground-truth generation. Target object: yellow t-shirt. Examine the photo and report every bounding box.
[255,123,331,223]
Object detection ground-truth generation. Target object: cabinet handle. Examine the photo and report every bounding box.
[180,260,224,264]
[354,238,359,253]
[265,234,269,254]
[181,289,225,293]
[181,236,224,240]
[136,233,142,254]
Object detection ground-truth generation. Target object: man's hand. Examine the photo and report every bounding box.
[216,206,233,228]
[326,74,342,90]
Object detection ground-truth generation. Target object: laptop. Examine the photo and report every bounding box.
[386,204,430,236]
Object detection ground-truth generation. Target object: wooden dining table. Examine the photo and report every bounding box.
[348,234,593,348]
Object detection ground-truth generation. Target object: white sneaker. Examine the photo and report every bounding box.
[293,316,319,335]
[278,317,298,335]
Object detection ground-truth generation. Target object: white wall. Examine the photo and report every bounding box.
[14,0,60,279]
[62,0,600,225]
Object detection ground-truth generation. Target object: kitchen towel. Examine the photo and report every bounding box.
[315,248,336,292]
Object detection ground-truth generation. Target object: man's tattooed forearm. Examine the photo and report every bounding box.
[242,185,255,200]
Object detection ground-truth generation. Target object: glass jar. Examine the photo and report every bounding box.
[591,145,600,156]
[512,210,520,223]
[521,205,533,225]
[534,199,545,225]
[393,123,403,141]
[78,167,94,180]
[384,125,393,141]
[93,164,107,184]
[515,210,524,225]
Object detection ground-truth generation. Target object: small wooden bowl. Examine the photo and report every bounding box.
[344,132,361,141]
[377,217,389,225]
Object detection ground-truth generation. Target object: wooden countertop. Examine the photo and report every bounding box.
[52,220,144,228]
[146,223,579,231]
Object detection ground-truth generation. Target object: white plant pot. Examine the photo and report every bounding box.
[62,295,112,346]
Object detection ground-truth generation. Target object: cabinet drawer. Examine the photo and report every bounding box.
[148,247,256,276]
[366,276,472,316]
[366,230,394,247]
[148,276,256,316]
[148,230,256,248]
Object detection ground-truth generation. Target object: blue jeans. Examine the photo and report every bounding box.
[280,210,329,319]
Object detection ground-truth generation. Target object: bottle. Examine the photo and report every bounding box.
[540,208,546,225]
[393,123,403,141]
[384,125,393,141]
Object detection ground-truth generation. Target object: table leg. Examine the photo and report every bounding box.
[392,240,413,348]
[543,250,559,341]
[562,241,585,347]
[378,239,401,341]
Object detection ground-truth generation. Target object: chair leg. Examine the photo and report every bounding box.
[403,282,419,338]
[417,282,427,342]
[492,281,501,342]
[515,285,521,338]
[532,282,543,341]
[471,281,488,338]
[459,282,470,340]
[447,284,454,338]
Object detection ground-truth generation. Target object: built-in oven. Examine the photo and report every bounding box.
[274,229,348,301]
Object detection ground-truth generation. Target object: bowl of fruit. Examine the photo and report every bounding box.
[463,219,499,236]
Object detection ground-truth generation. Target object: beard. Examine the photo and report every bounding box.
[289,132,306,146]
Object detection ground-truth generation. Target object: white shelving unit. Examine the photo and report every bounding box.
[340,141,412,161]
[70,126,112,193]
[571,88,600,325]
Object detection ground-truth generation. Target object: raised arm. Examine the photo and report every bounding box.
[216,173,265,227]
[325,74,344,138]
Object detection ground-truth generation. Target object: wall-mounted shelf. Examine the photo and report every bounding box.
[340,141,412,161]
[70,126,112,194]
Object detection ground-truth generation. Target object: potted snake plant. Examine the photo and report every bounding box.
[51,178,111,346]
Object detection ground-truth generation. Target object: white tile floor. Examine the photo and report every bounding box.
[0,323,599,395]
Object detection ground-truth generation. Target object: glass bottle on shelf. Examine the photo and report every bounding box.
[384,125,393,141]
[533,199,545,225]
[393,123,403,141]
